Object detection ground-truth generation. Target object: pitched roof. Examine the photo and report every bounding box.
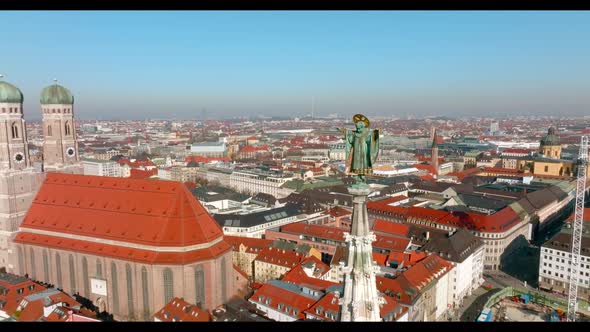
[372,219,410,238]
[223,235,272,252]
[368,201,523,233]
[249,281,319,320]
[421,229,484,263]
[281,257,338,291]
[153,297,210,322]
[402,254,453,291]
[0,273,46,317]
[254,247,305,269]
[15,173,230,264]
[17,288,80,322]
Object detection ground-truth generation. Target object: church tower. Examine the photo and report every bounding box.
[539,127,561,159]
[431,129,439,178]
[0,77,45,272]
[41,81,83,174]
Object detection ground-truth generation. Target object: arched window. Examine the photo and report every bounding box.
[30,248,36,279]
[96,259,102,278]
[43,250,50,282]
[82,257,89,296]
[126,264,134,320]
[11,122,19,139]
[194,265,205,308]
[141,267,150,320]
[220,257,227,301]
[69,255,76,293]
[47,125,52,137]
[55,253,63,289]
[65,121,71,136]
[17,247,24,276]
[163,268,173,304]
[111,263,119,313]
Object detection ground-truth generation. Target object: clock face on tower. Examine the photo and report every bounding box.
[66,147,76,158]
[14,152,25,163]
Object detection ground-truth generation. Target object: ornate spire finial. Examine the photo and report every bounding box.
[0,74,4,80]
[53,78,58,84]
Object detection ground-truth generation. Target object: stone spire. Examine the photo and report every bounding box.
[339,185,383,321]
[432,129,439,178]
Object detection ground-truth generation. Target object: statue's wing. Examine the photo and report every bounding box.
[370,129,380,164]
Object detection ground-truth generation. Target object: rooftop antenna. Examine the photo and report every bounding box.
[311,96,315,119]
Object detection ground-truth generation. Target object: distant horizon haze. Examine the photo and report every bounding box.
[2,11,589,120]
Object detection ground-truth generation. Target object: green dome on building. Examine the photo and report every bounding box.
[540,127,560,146]
[40,83,74,105]
[0,80,24,104]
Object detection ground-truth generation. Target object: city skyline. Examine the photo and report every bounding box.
[2,11,590,120]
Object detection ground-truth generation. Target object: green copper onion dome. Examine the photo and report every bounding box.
[0,80,24,104]
[40,83,74,105]
[540,127,560,146]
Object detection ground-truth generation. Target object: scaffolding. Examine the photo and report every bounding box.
[567,135,588,322]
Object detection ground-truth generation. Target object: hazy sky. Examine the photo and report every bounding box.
[2,11,590,120]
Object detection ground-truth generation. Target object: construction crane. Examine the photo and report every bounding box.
[567,135,588,322]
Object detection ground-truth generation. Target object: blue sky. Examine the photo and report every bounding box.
[2,11,590,120]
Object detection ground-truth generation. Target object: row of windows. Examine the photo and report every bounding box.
[542,269,590,278]
[1,107,21,113]
[20,247,219,317]
[42,108,72,114]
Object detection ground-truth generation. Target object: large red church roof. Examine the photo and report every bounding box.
[15,173,230,264]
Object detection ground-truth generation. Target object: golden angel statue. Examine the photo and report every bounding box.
[336,114,380,183]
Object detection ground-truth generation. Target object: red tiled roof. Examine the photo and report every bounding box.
[446,167,482,180]
[233,264,249,280]
[239,145,270,153]
[401,254,453,291]
[304,292,340,321]
[280,222,410,250]
[376,276,412,304]
[19,173,224,247]
[482,167,522,174]
[566,208,590,222]
[372,252,389,266]
[117,158,156,168]
[280,222,346,242]
[372,234,410,253]
[15,174,231,264]
[326,206,352,218]
[0,275,46,317]
[15,232,230,264]
[419,174,436,181]
[129,168,158,179]
[502,148,532,154]
[185,155,231,163]
[373,195,408,206]
[368,201,523,233]
[17,290,80,322]
[153,297,210,322]
[387,250,428,267]
[380,294,408,321]
[281,264,338,292]
[224,235,272,252]
[414,163,437,175]
[372,219,410,237]
[254,247,305,269]
[249,283,317,320]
